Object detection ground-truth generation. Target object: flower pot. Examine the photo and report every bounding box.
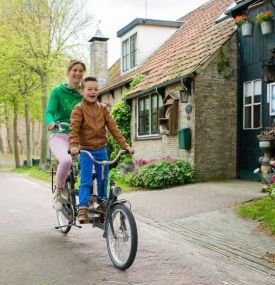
[260,21,273,35]
[241,22,253,36]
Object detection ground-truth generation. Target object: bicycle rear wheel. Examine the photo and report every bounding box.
[56,180,74,234]
[106,204,138,270]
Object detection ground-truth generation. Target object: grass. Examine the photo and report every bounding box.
[238,197,275,235]
[112,179,139,193]
[10,166,138,192]
[11,167,51,182]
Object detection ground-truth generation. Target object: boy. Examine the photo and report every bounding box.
[69,76,134,223]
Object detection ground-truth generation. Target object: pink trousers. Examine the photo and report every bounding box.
[49,133,72,189]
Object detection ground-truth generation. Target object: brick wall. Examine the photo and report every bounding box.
[131,84,194,165]
[193,34,237,181]
[131,35,237,181]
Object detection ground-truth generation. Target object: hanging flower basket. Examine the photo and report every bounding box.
[235,15,254,37]
[256,10,274,35]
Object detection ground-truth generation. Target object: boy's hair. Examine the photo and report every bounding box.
[81,76,98,89]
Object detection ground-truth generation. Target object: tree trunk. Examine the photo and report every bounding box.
[13,98,20,168]
[24,100,32,167]
[32,121,36,155]
[4,106,13,154]
[0,130,4,153]
[39,72,48,170]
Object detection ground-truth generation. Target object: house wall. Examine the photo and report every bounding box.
[131,35,237,181]
[131,82,194,166]
[100,86,127,107]
[193,34,238,181]
[236,3,275,180]
[120,24,179,73]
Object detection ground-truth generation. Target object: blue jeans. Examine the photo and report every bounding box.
[78,147,109,208]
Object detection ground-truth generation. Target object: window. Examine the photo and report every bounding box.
[137,94,163,136]
[243,80,262,129]
[269,83,275,116]
[122,33,137,72]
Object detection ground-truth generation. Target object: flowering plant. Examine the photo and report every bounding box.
[235,15,253,26]
[256,10,273,23]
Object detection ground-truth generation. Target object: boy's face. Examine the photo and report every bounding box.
[83,80,99,103]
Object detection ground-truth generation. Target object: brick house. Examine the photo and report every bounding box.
[91,0,238,181]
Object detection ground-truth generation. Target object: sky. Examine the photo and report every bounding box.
[85,0,210,67]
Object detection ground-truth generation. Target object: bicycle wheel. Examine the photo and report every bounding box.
[56,180,74,234]
[106,204,138,270]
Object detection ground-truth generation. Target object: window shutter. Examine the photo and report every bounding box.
[168,99,179,135]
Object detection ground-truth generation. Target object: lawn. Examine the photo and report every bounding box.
[238,197,275,235]
[10,166,138,193]
[11,167,52,182]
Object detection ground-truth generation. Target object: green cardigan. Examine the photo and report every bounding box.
[45,83,83,134]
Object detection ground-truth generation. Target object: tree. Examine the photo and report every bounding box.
[0,0,92,168]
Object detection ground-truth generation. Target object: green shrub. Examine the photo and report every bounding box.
[107,99,131,162]
[129,160,193,189]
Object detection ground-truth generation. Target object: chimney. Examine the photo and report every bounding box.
[88,29,109,87]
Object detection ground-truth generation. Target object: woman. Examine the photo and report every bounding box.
[45,59,86,209]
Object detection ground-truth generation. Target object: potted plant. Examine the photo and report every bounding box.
[256,10,274,35]
[235,15,254,37]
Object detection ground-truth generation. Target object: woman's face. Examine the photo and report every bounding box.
[68,63,85,85]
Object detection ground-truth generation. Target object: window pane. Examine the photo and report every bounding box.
[145,97,150,133]
[158,95,163,107]
[122,40,129,71]
[254,80,261,95]
[244,82,252,97]
[152,114,158,134]
[253,105,261,128]
[138,99,145,134]
[138,97,150,135]
[254,95,261,103]
[244,106,251,128]
[245,97,251,104]
[151,95,158,134]
[130,34,137,68]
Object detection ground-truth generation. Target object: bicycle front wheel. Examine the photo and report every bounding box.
[106,204,138,270]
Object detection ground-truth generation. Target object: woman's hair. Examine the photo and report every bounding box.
[81,76,98,89]
[67,59,86,73]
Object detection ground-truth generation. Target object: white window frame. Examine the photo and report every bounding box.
[243,79,262,130]
[269,83,275,116]
[122,33,137,72]
[137,93,162,138]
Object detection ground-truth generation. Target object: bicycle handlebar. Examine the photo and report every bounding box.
[80,149,127,166]
[54,122,70,132]
[56,122,129,165]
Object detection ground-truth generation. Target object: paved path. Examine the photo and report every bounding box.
[0,172,274,285]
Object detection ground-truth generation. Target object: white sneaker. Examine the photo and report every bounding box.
[53,189,63,211]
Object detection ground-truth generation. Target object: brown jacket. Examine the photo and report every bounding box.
[69,99,129,151]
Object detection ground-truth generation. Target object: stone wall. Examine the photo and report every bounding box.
[193,34,237,180]
[131,35,237,181]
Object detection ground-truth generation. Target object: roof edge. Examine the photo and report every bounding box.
[125,74,194,101]
[117,18,183,37]
[225,0,255,16]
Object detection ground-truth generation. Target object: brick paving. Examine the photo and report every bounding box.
[0,172,274,285]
